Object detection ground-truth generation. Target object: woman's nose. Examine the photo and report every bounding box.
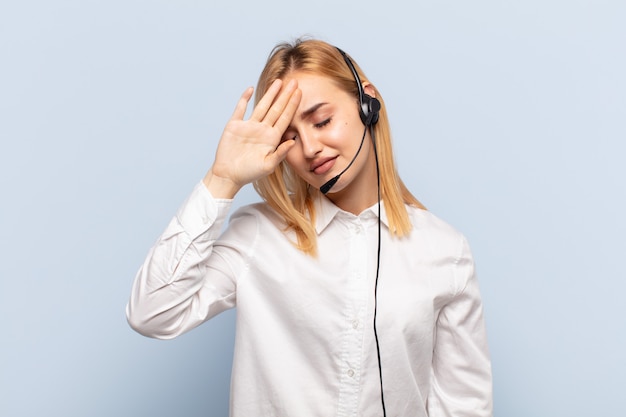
[298,130,323,158]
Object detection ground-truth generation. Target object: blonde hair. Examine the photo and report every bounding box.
[253,38,425,255]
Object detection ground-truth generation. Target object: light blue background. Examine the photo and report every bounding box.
[1,1,624,416]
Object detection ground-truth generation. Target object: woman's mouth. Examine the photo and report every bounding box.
[310,157,337,175]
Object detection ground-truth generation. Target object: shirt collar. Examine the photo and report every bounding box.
[313,192,391,234]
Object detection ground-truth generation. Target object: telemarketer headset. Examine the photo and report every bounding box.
[335,47,388,417]
[319,49,381,194]
[336,48,381,127]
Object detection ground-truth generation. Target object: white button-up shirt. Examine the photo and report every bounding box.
[127,182,493,417]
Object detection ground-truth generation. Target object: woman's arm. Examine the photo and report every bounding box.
[126,183,236,339]
[126,79,301,339]
[428,236,493,417]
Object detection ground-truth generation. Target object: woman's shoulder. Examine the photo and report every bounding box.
[229,200,287,229]
[405,204,469,249]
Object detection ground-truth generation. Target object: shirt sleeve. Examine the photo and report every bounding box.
[126,182,239,339]
[427,236,493,417]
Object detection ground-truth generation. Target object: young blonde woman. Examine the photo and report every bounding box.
[127,38,493,417]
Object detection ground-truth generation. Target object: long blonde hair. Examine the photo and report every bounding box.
[253,38,425,255]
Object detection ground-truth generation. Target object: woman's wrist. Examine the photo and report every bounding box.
[202,168,241,199]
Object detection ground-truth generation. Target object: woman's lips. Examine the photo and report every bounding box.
[310,156,337,175]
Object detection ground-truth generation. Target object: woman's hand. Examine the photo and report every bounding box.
[204,79,301,198]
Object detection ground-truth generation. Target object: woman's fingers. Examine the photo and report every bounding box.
[272,87,301,134]
[250,79,283,122]
[260,80,299,127]
[267,137,296,167]
[230,87,254,121]
[251,79,299,128]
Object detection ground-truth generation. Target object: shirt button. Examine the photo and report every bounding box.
[352,320,359,329]
[347,369,355,378]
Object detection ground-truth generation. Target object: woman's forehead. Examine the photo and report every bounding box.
[282,72,347,104]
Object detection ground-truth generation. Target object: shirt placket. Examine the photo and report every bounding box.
[336,220,368,417]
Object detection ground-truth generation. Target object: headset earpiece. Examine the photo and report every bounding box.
[361,94,381,126]
[336,47,380,127]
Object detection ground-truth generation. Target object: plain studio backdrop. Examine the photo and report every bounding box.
[1,1,624,416]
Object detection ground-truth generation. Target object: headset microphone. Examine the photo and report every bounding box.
[320,125,368,194]
[319,176,339,195]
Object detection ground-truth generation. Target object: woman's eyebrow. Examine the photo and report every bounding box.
[299,102,328,120]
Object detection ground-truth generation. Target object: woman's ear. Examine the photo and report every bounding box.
[363,82,376,98]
